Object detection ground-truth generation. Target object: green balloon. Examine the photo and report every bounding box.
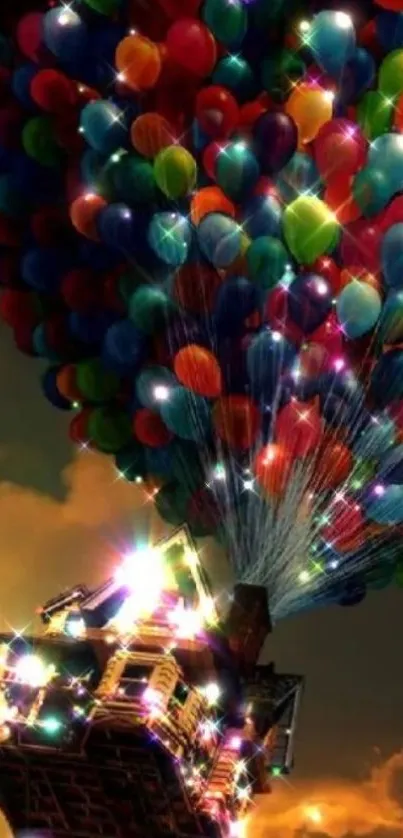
[88,407,132,454]
[154,146,197,200]
[155,481,191,526]
[352,166,392,217]
[282,196,339,265]
[22,116,63,168]
[202,0,247,47]
[246,236,289,289]
[112,153,157,204]
[379,49,403,100]
[76,358,120,403]
[261,50,305,101]
[348,458,377,492]
[129,286,176,334]
[357,91,393,141]
[82,0,121,14]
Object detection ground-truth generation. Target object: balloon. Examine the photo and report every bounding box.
[321,499,364,552]
[115,34,161,91]
[70,194,106,241]
[133,408,172,447]
[22,116,62,167]
[379,291,403,344]
[337,280,382,339]
[165,19,217,77]
[242,194,282,240]
[30,69,77,113]
[253,112,298,175]
[378,49,403,99]
[247,330,295,399]
[212,56,255,103]
[357,90,393,140]
[382,223,403,288]
[378,443,403,484]
[190,186,235,225]
[288,273,333,333]
[195,85,239,139]
[355,415,396,460]
[130,286,175,334]
[353,166,393,217]
[213,395,261,450]
[283,196,339,265]
[254,443,292,498]
[314,118,367,179]
[215,142,260,201]
[307,11,356,78]
[246,237,289,290]
[285,83,334,145]
[261,49,305,102]
[154,146,197,198]
[131,113,174,158]
[76,357,120,403]
[103,319,147,374]
[43,7,87,62]
[148,211,191,266]
[276,152,321,203]
[365,483,403,525]
[214,276,259,336]
[88,406,132,454]
[80,101,127,155]
[312,440,353,490]
[136,366,177,411]
[198,213,242,267]
[276,400,323,459]
[201,0,247,47]
[174,345,222,397]
[173,262,222,313]
[371,350,403,407]
[160,386,211,441]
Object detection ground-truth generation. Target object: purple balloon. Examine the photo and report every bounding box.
[288,272,333,334]
[253,112,298,175]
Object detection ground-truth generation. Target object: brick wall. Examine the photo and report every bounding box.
[0,728,219,837]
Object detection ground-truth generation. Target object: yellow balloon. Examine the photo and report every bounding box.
[285,83,334,145]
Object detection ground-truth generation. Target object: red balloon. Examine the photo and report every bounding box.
[202,141,225,180]
[312,256,340,295]
[16,13,45,63]
[321,499,364,553]
[157,0,201,17]
[238,100,267,138]
[69,408,92,447]
[275,399,323,459]
[0,290,39,328]
[312,440,353,491]
[264,285,304,345]
[341,218,382,276]
[324,175,361,225]
[213,395,260,450]
[133,408,172,447]
[30,69,77,113]
[310,312,345,361]
[254,443,292,498]
[174,264,223,314]
[314,119,367,180]
[61,269,101,313]
[70,193,106,241]
[196,85,239,139]
[166,19,217,78]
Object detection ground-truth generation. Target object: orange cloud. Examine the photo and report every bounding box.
[248,752,403,838]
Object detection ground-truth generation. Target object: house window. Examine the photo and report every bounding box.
[119,662,154,700]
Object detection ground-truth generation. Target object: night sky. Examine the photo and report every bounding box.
[1,320,403,837]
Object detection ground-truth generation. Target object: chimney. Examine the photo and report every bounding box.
[224,584,272,671]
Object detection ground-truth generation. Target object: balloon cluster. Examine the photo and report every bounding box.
[3,0,403,618]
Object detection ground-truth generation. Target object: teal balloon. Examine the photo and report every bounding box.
[336,280,381,338]
[202,0,247,47]
[216,142,260,201]
[198,213,242,268]
[379,290,403,344]
[111,153,157,204]
[353,166,394,217]
[161,387,211,441]
[308,11,356,78]
[212,56,256,103]
[136,366,178,410]
[354,415,396,460]
[368,134,403,186]
[148,212,191,266]
[365,483,403,525]
[246,236,289,289]
[276,152,321,203]
[129,286,176,334]
[381,224,403,289]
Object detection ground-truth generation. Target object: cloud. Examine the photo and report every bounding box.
[248,752,403,838]
[0,450,165,631]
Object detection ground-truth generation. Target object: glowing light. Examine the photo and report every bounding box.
[334,11,352,28]
[243,479,254,491]
[65,616,85,638]
[114,547,167,622]
[229,735,242,750]
[143,686,162,708]
[213,463,226,481]
[304,806,323,825]
[299,570,310,584]
[299,20,311,32]
[374,484,385,497]
[171,603,204,639]
[14,654,55,688]
[41,716,62,735]
[153,385,170,402]
[202,682,220,706]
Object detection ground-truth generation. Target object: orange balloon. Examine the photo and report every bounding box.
[56,365,81,402]
[285,83,333,145]
[174,345,222,398]
[131,112,174,158]
[254,443,292,498]
[70,193,107,241]
[213,395,261,450]
[311,441,353,491]
[190,186,235,225]
[115,34,161,91]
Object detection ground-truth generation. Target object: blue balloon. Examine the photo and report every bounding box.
[69,311,115,345]
[148,212,191,266]
[136,366,178,411]
[241,194,282,239]
[216,142,260,202]
[12,64,37,109]
[308,11,356,78]
[97,204,138,255]
[80,149,106,187]
[80,101,127,156]
[214,276,259,337]
[247,329,295,400]
[161,387,211,442]
[336,280,381,339]
[376,11,403,51]
[198,213,242,268]
[340,47,376,103]
[378,443,403,485]
[289,273,332,333]
[33,324,61,362]
[276,152,321,203]
[365,483,403,525]
[354,414,396,460]
[42,367,72,411]
[22,248,72,293]
[103,320,147,374]
[379,290,403,344]
[43,7,87,63]
[382,224,403,289]
[371,350,403,406]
